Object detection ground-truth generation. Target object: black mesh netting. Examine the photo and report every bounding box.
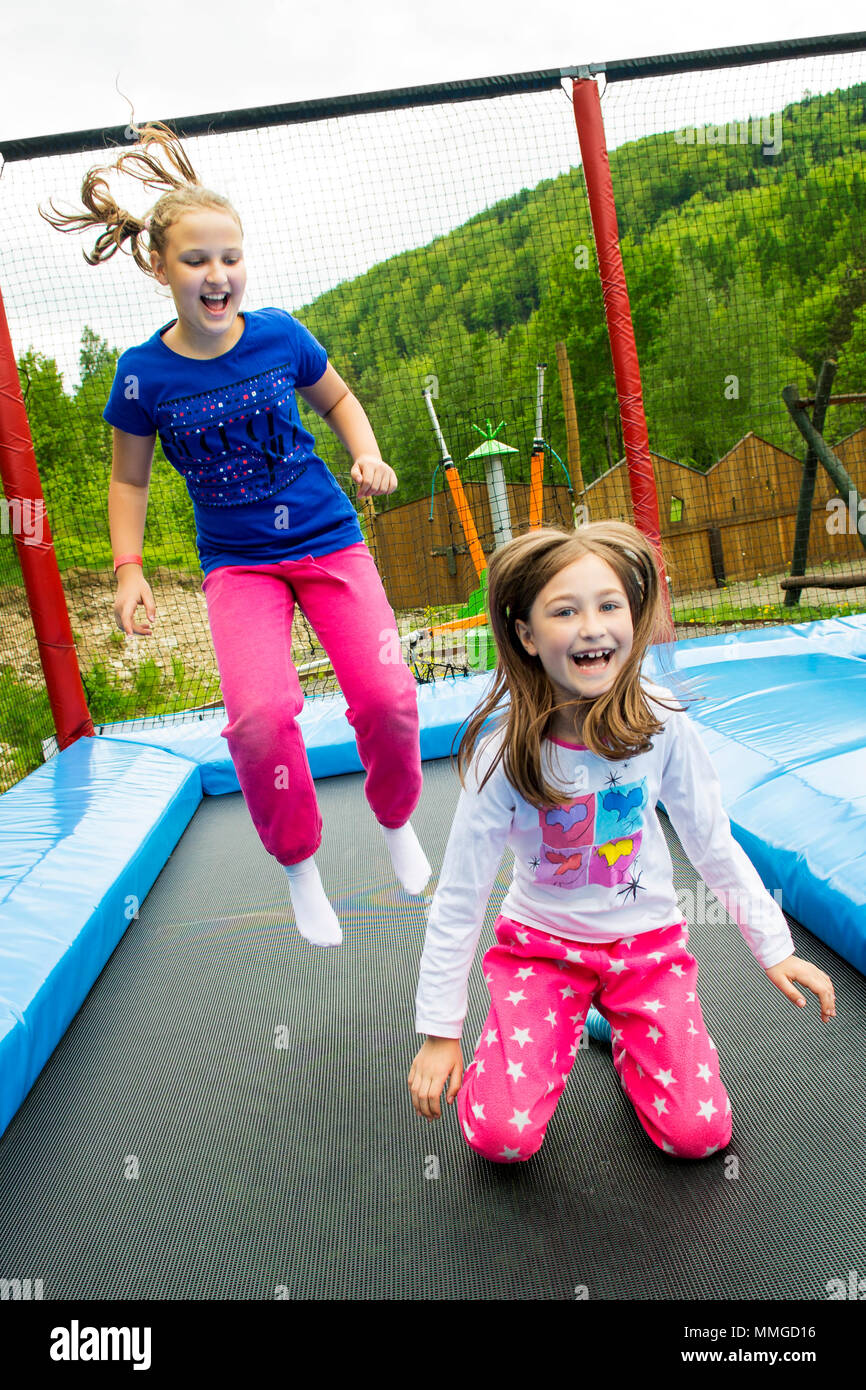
[1,43,865,789]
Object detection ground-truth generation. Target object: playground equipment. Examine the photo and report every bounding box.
[417,375,577,678]
[417,391,497,674]
[526,361,577,528]
[466,418,517,549]
[530,363,547,529]
[423,387,487,581]
[782,367,866,605]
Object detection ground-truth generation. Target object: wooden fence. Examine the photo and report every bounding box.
[369,426,866,609]
[372,478,575,609]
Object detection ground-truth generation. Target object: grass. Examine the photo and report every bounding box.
[82,654,223,728]
[0,653,223,793]
[0,665,53,786]
[672,600,859,625]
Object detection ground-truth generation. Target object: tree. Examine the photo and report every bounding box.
[78,326,115,383]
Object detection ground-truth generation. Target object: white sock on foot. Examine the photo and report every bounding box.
[380,821,432,895]
[284,858,342,946]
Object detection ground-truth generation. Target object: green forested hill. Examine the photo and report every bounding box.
[18,81,866,562]
[297,81,866,498]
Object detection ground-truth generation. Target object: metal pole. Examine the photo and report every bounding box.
[484,457,513,547]
[529,362,547,529]
[423,389,487,578]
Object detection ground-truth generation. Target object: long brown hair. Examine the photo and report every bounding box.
[39,121,242,275]
[458,521,684,807]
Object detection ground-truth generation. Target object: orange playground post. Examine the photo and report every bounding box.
[423,387,486,580]
[528,362,547,529]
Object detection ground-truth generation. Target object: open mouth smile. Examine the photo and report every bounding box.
[570,648,615,671]
[201,293,230,316]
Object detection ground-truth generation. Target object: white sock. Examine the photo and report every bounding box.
[380,821,432,895]
[283,858,342,946]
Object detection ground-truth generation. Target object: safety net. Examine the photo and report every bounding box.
[1,33,865,790]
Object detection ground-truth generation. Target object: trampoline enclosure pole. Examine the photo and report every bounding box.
[0,285,94,749]
[571,78,674,635]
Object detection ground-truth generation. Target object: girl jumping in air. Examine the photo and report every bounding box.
[42,121,430,947]
[408,522,835,1161]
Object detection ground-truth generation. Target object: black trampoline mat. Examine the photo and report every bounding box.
[0,755,864,1300]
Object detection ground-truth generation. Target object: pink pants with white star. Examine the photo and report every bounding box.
[457,914,733,1163]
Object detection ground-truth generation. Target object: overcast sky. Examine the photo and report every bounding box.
[2,2,865,388]
[2,0,865,142]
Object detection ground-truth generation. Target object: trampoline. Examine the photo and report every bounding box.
[1,621,865,1312]
[2,41,866,1351]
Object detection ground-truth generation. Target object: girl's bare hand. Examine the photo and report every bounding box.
[408,1037,464,1120]
[765,954,836,1022]
[351,454,397,498]
[114,574,157,636]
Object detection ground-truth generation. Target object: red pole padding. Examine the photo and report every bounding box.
[571,78,674,637]
[0,285,94,750]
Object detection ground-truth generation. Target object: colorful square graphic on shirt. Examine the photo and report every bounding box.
[536,842,591,889]
[588,832,642,887]
[534,779,648,892]
[540,797,595,848]
[596,780,646,840]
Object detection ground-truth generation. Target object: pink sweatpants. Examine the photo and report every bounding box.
[201,541,422,864]
[458,914,733,1162]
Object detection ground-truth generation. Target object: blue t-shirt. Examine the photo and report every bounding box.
[103,306,363,574]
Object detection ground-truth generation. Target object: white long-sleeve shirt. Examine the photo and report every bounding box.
[415,683,795,1038]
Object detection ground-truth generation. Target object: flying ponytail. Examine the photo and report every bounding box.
[39,120,242,277]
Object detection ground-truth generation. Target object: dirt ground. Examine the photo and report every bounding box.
[0,566,434,715]
[0,567,340,709]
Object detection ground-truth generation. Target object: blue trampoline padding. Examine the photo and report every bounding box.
[672,653,866,765]
[95,712,237,795]
[652,646,866,976]
[0,737,201,1140]
[725,754,866,978]
[643,612,866,677]
[95,704,357,791]
[96,673,499,792]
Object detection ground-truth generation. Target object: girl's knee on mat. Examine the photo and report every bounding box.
[460,1118,547,1164]
[653,1106,733,1160]
[457,1087,547,1163]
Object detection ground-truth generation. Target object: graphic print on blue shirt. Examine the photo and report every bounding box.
[155,360,307,507]
[534,779,648,890]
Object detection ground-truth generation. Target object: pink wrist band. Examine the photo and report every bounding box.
[113,553,143,572]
